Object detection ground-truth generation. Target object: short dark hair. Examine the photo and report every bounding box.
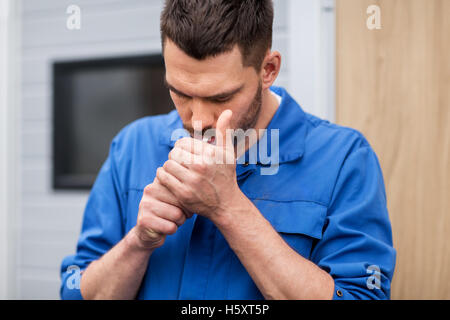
[160,0,274,71]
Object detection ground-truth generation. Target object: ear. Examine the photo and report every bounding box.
[260,50,282,90]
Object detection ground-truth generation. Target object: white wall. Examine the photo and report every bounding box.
[288,0,335,121]
[17,0,334,299]
[1,0,20,300]
[0,0,10,299]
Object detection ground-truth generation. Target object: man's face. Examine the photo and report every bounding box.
[163,39,263,141]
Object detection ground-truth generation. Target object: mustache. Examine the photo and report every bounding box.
[183,126,243,147]
[183,126,216,138]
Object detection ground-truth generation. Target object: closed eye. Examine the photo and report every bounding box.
[212,96,232,104]
[164,78,243,104]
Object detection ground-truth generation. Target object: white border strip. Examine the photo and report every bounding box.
[288,0,335,121]
[0,0,20,299]
[0,0,11,299]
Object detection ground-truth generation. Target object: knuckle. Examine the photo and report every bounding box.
[181,137,191,144]
[143,183,153,195]
[163,160,170,170]
[174,139,182,149]
[175,137,188,148]
[145,214,160,231]
[138,200,153,215]
[164,159,176,170]
[165,222,178,235]
[168,148,177,160]
[175,209,186,224]
[180,187,194,202]
[191,174,203,186]
[156,167,165,180]
[193,162,207,173]
[138,199,146,212]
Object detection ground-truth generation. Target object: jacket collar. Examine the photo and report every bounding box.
[159,86,308,166]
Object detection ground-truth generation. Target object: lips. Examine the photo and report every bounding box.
[203,136,216,145]
[202,130,216,145]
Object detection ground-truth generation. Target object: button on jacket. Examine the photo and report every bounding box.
[60,86,396,300]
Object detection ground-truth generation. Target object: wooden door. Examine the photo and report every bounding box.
[336,0,450,299]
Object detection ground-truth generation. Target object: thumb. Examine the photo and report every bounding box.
[216,109,233,148]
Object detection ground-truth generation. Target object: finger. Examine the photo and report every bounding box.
[150,199,187,227]
[156,167,185,199]
[175,137,214,156]
[169,147,201,167]
[147,178,180,208]
[146,214,178,235]
[163,159,194,183]
[215,109,233,148]
[170,146,216,168]
[151,177,194,219]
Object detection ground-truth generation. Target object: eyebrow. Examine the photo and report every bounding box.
[164,78,244,101]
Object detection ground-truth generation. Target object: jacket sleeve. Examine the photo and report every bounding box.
[310,145,397,300]
[60,138,127,300]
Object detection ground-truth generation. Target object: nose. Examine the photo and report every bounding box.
[191,99,215,131]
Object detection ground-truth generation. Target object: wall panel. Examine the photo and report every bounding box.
[336,0,450,299]
[18,0,292,299]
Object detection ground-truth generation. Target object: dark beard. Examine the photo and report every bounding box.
[183,81,263,142]
[235,81,263,133]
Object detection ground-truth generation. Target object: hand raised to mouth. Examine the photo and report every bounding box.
[154,109,245,223]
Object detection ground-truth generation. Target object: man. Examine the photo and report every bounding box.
[60,0,396,300]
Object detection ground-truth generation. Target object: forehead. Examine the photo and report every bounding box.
[163,39,252,95]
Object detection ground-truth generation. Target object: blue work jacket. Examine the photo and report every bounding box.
[60,86,396,300]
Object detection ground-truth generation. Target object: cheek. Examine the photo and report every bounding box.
[229,95,253,117]
[176,108,192,127]
[171,94,192,117]
[169,92,183,107]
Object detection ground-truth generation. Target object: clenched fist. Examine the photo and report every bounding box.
[132,176,193,250]
[156,110,244,223]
